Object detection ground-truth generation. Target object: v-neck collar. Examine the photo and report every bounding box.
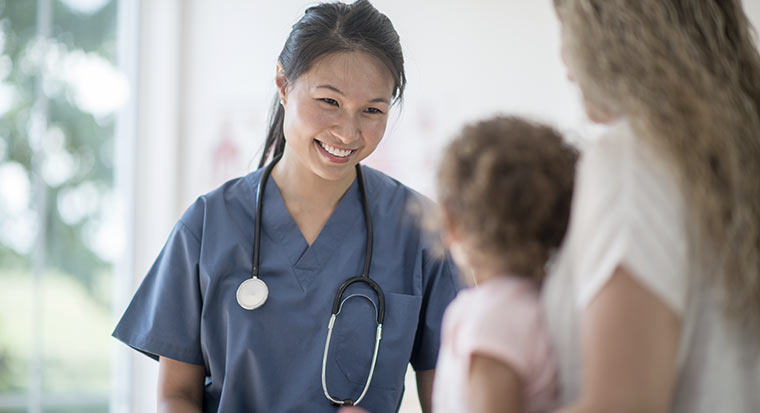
[258,171,366,292]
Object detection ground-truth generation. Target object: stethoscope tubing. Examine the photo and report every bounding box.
[250,155,279,279]
[249,156,385,407]
[322,293,383,406]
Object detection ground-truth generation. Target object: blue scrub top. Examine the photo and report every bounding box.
[113,165,459,412]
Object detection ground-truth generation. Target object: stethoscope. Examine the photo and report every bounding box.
[235,155,385,407]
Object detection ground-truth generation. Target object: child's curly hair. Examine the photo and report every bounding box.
[437,116,578,282]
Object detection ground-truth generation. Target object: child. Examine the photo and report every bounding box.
[432,116,577,413]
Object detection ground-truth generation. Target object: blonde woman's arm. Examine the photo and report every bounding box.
[563,266,680,413]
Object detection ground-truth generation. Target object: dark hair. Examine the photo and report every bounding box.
[258,0,406,168]
[437,116,579,282]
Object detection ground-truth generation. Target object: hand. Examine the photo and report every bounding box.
[338,407,370,413]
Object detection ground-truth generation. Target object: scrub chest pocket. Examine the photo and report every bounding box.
[334,291,423,391]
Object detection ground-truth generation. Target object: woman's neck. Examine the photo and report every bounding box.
[271,150,356,208]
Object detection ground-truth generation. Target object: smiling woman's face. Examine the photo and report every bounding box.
[277,51,395,182]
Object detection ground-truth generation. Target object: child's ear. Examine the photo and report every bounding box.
[440,207,461,247]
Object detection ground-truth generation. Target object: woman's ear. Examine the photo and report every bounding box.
[275,62,288,106]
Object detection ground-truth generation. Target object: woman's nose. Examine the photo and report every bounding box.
[330,113,361,144]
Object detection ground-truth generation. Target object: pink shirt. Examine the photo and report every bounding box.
[433,276,559,413]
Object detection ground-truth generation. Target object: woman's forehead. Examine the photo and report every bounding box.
[299,51,395,99]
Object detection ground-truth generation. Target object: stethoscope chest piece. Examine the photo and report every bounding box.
[237,276,269,310]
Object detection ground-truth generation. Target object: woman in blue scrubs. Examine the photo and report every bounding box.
[113,1,459,411]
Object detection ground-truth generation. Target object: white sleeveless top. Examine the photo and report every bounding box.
[542,120,760,412]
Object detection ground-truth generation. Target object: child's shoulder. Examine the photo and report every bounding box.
[473,276,541,306]
[454,277,554,376]
[458,276,545,335]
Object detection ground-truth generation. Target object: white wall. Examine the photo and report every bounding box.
[177,0,584,204]
[175,0,760,207]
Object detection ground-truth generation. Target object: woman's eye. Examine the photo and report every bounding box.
[365,107,384,114]
[319,98,339,106]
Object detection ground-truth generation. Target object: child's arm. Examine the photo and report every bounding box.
[469,352,522,413]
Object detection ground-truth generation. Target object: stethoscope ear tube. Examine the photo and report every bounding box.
[331,276,386,324]
[322,310,383,406]
[251,155,281,278]
[248,159,385,406]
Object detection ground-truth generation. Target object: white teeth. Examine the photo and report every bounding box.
[319,141,353,157]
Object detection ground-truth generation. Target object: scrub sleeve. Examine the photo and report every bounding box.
[410,251,458,371]
[113,204,206,366]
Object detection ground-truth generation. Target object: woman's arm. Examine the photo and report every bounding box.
[158,356,205,413]
[415,369,435,413]
[563,266,681,413]
[469,353,522,413]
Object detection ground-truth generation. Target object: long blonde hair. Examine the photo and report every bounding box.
[555,0,760,333]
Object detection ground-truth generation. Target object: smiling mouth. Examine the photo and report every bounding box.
[316,140,355,158]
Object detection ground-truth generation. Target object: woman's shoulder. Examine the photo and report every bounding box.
[361,165,434,215]
[575,120,684,225]
[360,165,447,260]
[578,121,637,176]
[178,169,264,236]
[567,120,690,312]
[582,121,675,185]
[362,165,427,197]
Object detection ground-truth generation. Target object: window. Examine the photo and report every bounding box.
[0,0,123,411]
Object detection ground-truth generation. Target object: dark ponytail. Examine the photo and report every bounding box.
[258,0,406,168]
[259,96,287,168]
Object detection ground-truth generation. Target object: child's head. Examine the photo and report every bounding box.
[437,116,578,284]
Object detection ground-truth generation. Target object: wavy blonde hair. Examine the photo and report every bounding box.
[555,0,760,333]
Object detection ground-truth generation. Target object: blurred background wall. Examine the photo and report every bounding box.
[1,1,759,412]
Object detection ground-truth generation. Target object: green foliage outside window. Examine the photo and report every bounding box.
[0,0,120,408]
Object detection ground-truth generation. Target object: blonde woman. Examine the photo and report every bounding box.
[544,0,760,412]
